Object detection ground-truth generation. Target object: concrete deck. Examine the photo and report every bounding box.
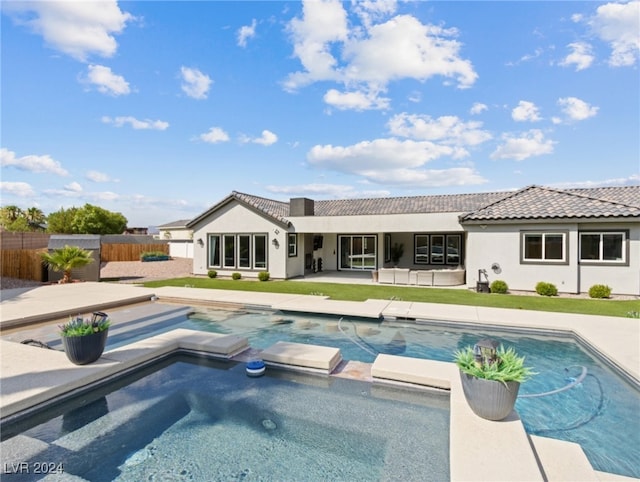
[1,282,639,481]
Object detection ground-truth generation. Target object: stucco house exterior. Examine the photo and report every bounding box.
[187,185,640,296]
[157,219,194,258]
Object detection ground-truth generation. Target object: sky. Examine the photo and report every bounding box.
[1,1,639,228]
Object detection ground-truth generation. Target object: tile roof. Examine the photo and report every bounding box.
[189,185,640,226]
[157,219,192,229]
[459,185,640,222]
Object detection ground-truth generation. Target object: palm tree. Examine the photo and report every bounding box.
[25,207,45,226]
[40,245,94,284]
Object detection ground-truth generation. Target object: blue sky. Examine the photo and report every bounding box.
[1,1,639,228]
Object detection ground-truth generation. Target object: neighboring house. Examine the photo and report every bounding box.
[157,219,194,258]
[186,185,640,296]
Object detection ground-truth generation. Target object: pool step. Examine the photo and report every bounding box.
[530,435,600,481]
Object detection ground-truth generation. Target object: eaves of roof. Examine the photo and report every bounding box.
[459,185,640,223]
[186,191,291,228]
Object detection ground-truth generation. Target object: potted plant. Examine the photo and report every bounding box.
[454,339,535,420]
[40,245,94,284]
[59,312,110,365]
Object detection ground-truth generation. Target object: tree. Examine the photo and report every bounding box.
[47,207,79,234]
[40,245,94,284]
[25,207,45,226]
[71,204,127,235]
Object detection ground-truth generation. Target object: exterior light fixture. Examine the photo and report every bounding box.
[197,238,204,246]
[272,238,279,248]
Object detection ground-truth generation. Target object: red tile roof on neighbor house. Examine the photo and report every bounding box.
[187,185,640,227]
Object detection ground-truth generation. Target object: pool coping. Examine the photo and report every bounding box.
[1,283,639,481]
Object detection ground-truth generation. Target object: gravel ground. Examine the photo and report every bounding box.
[0,258,194,290]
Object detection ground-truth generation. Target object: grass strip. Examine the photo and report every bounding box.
[142,277,640,318]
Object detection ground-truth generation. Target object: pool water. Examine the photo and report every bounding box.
[178,308,640,479]
[2,355,450,482]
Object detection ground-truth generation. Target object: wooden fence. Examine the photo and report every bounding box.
[100,243,169,262]
[1,249,47,281]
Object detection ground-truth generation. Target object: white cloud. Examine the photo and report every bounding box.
[3,0,133,61]
[199,127,230,144]
[560,42,595,71]
[180,67,212,99]
[557,97,599,121]
[470,102,488,115]
[387,113,492,149]
[284,2,477,110]
[308,138,454,173]
[102,116,169,130]
[237,19,257,47]
[0,181,35,197]
[359,167,487,187]
[342,15,477,88]
[64,182,83,192]
[550,174,640,189]
[241,130,278,146]
[86,170,116,182]
[85,64,130,96]
[491,129,555,161]
[512,101,542,122]
[588,0,640,67]
[266,183,368,198]
[323,88,390,111]
[0,148,69,176]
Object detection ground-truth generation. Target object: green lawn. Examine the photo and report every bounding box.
[142,277,640,318]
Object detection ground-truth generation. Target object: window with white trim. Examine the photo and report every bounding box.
[580,231,626,263]
[288,233,297,257]
[522,232,566,263]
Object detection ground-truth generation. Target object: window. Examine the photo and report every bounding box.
[208,235,221,267]
[522,232,566,263]
[415,235,429,264]
[414,234,461,265]
[384,234,391,263]
[209,233,268,270]
[223,235,235,267]
[254,235,267,269]
[580,231,626,263]
[238,235,251,268]
[288,233,297,257]
[431,235,445,264]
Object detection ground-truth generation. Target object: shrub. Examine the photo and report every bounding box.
[535,281,558,297]
[490,280,509,294]
[207,270,217,279]
[588,284,611,299]
[231,272,242,280]
[140,251,170,262]
[258,271,270,282]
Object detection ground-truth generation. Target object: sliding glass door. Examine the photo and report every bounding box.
[339,235,376,270]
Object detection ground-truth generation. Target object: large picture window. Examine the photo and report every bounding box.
[522,232,566,263]
[208,233,268,270]
[580,231,626,263]
[415,234,461,265]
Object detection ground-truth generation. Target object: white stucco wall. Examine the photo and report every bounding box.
[191,202,287,279]
[466,222,640,295]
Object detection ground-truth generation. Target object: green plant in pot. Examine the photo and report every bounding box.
[59,312,110,365]
[454,339,535,421]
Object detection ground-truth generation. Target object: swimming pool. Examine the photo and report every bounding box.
[170,307,640,479]
[1,354,450,481]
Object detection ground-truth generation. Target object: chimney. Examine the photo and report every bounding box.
[289,198,314,216]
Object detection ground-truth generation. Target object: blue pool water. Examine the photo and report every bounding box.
[177,307,640,479]
[1,355,450,481]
